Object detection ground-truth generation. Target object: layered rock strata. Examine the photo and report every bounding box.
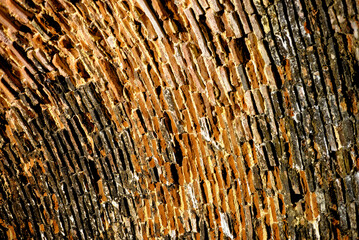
[0,0,358,239]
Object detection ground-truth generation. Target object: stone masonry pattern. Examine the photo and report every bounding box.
[0,0,358,239]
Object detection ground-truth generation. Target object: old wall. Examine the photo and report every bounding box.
[0,0,358,239]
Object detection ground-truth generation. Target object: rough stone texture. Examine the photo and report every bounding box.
[0,0,358,239]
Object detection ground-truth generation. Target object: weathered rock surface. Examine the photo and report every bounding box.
[0,0,358,239]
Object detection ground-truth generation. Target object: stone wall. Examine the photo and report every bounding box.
[0,0,358,239]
